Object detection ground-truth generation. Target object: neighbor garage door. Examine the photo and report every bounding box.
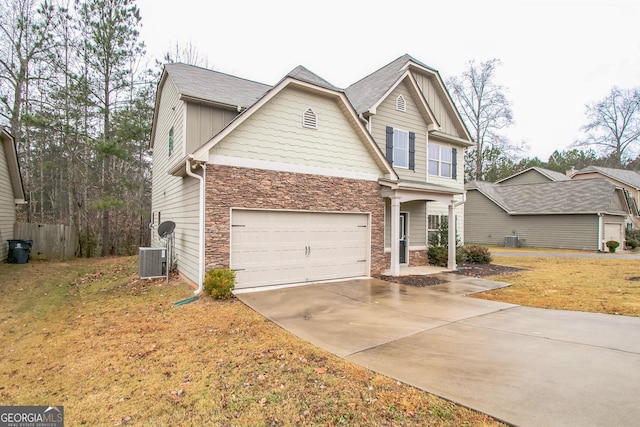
[603,222,623,252]
[231,210,369,289]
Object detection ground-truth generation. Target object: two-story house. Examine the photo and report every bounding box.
[0,127,26,261]
[149,54,472,292]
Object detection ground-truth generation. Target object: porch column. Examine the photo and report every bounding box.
[390,196,401,276]
[447,201,456,271]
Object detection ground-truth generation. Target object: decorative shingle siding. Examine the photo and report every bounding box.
[204,164,386,274]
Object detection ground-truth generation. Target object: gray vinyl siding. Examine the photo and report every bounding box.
[0,141,14,261]
[499,170,553,185]
[151,77,201,284]
[210,86,382,176]
[372,81,428,181]
[185,104,238,153]
[411,72,462,138]
[465,190,601,250]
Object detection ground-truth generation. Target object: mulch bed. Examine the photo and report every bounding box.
[373,263,525,288]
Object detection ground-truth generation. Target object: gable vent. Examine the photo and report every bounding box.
[302,107,317,129]
[396,95,406,112]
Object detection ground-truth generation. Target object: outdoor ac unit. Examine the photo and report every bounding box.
[504,236,520,248]
[139,247,166,279]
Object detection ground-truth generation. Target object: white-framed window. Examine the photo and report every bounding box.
[428,143,453,177]
[428,215,441,243]
[393,129,409,168]
[396,95,406,112]
[302,107,317,129]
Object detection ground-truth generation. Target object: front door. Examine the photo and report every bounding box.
[399,212,408,264]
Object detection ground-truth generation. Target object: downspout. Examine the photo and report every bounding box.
[597,213,603,251]
[186,156,205,295]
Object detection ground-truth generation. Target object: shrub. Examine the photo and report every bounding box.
[461,244,493,264]
[605,240,620,253]
[627,239,639,249]
[203,268,236,299]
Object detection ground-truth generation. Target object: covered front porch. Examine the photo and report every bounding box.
[380,180,464,277]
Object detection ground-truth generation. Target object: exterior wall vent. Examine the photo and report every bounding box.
[302,107,317,129]
[504,236,520,248]
[396,95,406,112]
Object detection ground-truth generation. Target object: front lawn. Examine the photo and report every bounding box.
[473,254,640,316]
[0,257,503,426]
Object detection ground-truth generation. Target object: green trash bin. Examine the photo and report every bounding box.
[7,239,32,264]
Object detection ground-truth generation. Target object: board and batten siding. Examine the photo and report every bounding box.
[464,190,601,250]
[185,104,238,154]
[0,140,15,261]
[210,86,382,177]
[151,77,201,284]
[411,72,462,138]
[372,81,427,181]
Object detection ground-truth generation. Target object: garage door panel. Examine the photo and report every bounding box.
[231,210,369,289]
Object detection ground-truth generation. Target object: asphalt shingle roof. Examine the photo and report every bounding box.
[164,63,271,108]
[467,178,626,215]
[573,166,640,189]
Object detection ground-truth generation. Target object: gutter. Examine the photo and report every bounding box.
[185,156,206,295]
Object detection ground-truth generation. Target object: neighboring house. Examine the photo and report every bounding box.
[496,166,570,185]
[569,165,640,228]
[465,178,628,251]
[0,128,26,261]
[149,54,473,291]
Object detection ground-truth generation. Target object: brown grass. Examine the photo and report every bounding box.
[0,257,503,426]
[473,255,640,316]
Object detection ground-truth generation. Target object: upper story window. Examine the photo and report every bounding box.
[302,107,317,129]
[428,143,457,179]
[393,129,409,168]
[396,95,406,112]
[385,126,415,171]
[168,127,174,157]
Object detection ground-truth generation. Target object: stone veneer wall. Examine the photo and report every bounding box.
[204,164,387,274]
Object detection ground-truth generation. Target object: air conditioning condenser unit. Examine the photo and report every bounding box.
[139,247,166,279]
[504,236,520,248]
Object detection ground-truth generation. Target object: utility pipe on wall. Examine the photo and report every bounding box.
[186,156,205,295]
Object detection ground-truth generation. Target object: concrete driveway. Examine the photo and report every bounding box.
[236,275,640,427]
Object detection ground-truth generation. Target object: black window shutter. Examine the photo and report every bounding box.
[385,126,394,164]
[409,132,416,170]
[452,148,457,179]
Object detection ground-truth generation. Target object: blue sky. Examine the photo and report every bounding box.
[137,0,640,160]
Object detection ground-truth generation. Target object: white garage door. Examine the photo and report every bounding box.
[231,210,369,289]
[603,222,623,251]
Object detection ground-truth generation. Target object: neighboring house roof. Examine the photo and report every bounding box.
[466,178,627,215]
[1,127,26,202]
[571,166,640,190]
[496,166,570,184]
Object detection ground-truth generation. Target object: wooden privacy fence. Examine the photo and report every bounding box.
[13,222,78,260]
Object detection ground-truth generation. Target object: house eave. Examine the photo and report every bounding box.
[429,130,475,147]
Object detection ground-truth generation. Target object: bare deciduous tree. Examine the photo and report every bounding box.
[577,86,640,166]
[447,58,514,181]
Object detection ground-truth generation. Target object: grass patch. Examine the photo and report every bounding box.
[472,255,640,316]
[0,257,503,426]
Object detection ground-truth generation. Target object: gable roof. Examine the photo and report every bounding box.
[466,178,627,215]
[1,127,26,202]
[188,67,397,180]
[345,54,472,143]
[496,166,570,184]
[571,166,640,189]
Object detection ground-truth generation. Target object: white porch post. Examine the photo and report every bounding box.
[447,201,456,271]
[390,196,401,276]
